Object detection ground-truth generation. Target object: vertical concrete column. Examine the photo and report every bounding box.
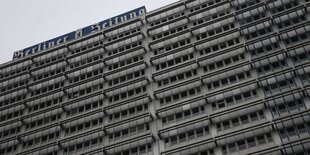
[140,14,162,155]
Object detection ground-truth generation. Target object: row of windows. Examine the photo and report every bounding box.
[33,67,66,82]
[222,133,273,154]
[69,53,103,69]
[239,10,266,25]
[114,143,152,155]
[71,40,102,55]
[189,149,214,155]
[151,25,188,41]
[69,68,104,84]
[68,83,104,100]
[65,117,103,135]
[270,99,305,117]
[276,12,306,30]
[107,27,141,42]
[150,11,185,27]
[211,90,257,110]
[109,123,150,141]
[42,151,57,155]
[22,131,60,148]
[0,145,17,155]
[196,23,235,41]
[108,41,142,56]
[0,78,29,93]
[36,54,65,67]
[0,126,20,139]
[189,0,222,13]
[108,70,145,86]
[108,103,148,122]
[164,126,209,147]
[244,26,273,41]
[0,94,26,108]
[154,39,191,55]
[249,42,280,57]
[299,72,310,85]
[203,53,245,72]
[1,66,31,79]
[157,69,197,87]
[64,136,103,153]
[28,97,63,113]
[269,0,299,14]
[256,59,287,76]
[109,86,147,103]
[279,121,310,140]
[200,38,240,56]
[155,53,194,71]
[66,99,103,117]
[25,113,61,130]
[108,55,144,71]
[159,87,201,106]
[217,110,265,132]
[162,105,205,125]
[234,0,260,11]
[263,78,295,95]
[207,71,252,91]
[31,81,64,97]
[291,48,310,64]
[192,9,231,27]
[0,109,23,122]
[283,30,310,46]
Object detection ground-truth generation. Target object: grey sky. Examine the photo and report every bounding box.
[0,0,178,64]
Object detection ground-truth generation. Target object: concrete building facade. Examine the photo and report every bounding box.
[1,0,310,154]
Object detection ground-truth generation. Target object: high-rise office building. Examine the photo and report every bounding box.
[1,0,310,154]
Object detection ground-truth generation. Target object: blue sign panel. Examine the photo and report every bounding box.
[12,6,146,60]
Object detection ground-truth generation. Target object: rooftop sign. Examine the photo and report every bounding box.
[12,6,146,60]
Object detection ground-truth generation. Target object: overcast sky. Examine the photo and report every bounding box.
[0,0,178,64]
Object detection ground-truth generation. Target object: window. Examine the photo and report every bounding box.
[160,87,201,106]
[211,90,257,110]
[152,25,188,41]
[26,114,61,130]
[164,126,209,146]
[150,11,185,27]
[262,77,295,95]
[108,70,145,86]
[109,55,144,70]
[0,109,23,122]
[269,1,299,14]
[204,53,245,72]
[162,105,205,125]
[282,28,310,46]
[271,99,305,117]
[156,53,194,71]
[207,71,251,91]
[196,24,235,41]
[107,27,141,42]
[239,10,266,25]
[109,86,147,102]
[64,136,103,153]
[109,123,150,141]
[154,39,191,55]
[245,26,272,40]
[109,103,148,121]
[65,117,103,135]
[193,9,231,27]
[108,41,142,56]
